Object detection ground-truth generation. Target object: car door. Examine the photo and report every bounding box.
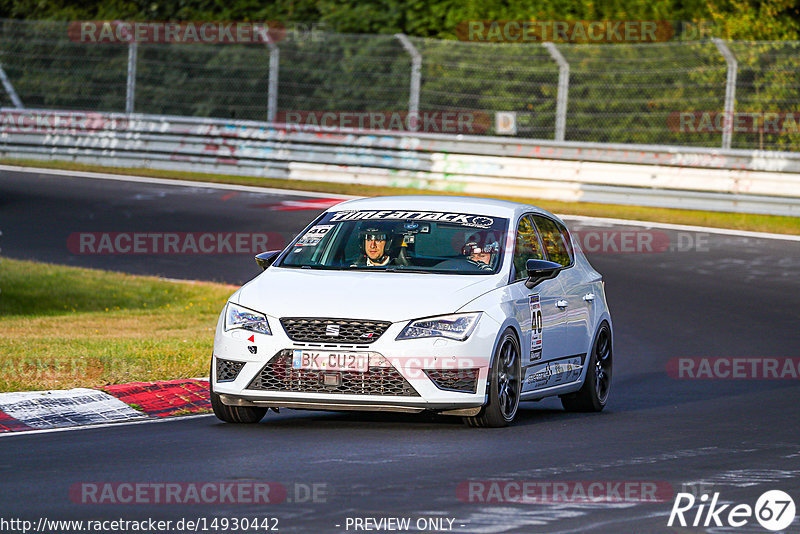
[508,215,569,395]
[531,215,592,359]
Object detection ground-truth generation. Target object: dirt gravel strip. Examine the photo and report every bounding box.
[0,379,211,433]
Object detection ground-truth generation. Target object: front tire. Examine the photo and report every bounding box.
[464,329,521,428]
[210,364,267,424]
[560,322,612,412]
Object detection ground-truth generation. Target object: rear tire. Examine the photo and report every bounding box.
[560,322,612,412]
[210,363,267,424]
[464,329,521,428]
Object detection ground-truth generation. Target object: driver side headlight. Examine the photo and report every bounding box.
[225,302,272,335]
[396,312,481,341]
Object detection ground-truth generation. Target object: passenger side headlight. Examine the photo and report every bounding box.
[396,312,481,341]
[225,302,272,335]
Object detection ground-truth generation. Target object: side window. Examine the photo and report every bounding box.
[531,215,573,267]
[555,220,575,263]
[513,216,545,281]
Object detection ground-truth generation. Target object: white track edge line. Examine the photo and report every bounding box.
[0,164,359,200]
[559,214,800,242]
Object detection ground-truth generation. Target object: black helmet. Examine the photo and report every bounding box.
[463,230,498,253]
[360,221,394,241]
[462,241,499,256]
[362,227,388,241]
[462,230,500,267]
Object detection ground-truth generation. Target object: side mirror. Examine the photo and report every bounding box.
[255,250,281,271]
[524,259,562,289]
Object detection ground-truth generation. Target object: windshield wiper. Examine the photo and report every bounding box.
[292,264,335,270]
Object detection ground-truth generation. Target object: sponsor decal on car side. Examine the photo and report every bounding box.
[522,355,583,392]
[529,295,543,362]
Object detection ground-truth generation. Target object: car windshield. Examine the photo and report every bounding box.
[278,210,509,274]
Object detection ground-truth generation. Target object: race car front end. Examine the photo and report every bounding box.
[211,303,500,416]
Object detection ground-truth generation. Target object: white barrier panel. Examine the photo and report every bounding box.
[286,162,800,216]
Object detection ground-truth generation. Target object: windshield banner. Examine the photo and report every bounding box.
[329,211,494,228]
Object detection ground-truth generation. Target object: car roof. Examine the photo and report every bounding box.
[329,195,555,219]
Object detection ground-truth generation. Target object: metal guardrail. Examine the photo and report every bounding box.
[1,108,799,216]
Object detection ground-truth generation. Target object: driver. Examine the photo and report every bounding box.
[463,237,499,271]
[352,226,393,267]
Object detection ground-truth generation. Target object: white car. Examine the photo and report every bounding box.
[211,196,613,427]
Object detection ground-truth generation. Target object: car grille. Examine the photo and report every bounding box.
[216,358,246,382]
[247,351,419,396]
[424,369,479,393]
[280,318,391,345]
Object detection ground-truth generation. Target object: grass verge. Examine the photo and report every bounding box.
[3,158,799,236]
[0,258,234,393]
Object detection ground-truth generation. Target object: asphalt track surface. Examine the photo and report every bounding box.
[1,168,799,533]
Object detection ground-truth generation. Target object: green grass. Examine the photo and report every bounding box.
[0,258,236,392]
[3,158,799,236]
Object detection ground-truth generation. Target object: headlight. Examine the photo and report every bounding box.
[225,302,272,335]
[396,312,481,341]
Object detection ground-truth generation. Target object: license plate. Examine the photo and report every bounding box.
[292,350,369,372]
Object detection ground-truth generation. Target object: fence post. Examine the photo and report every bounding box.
[258,27,280,123]
[126,42,137,114]
[394,33,421,127]
[713,38,737,150]
[0,64,23,108]
[543,42,569,141]
[267,41,279,123]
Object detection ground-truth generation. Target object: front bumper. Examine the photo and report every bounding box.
[217,394,482,416]
[211,310,499,414]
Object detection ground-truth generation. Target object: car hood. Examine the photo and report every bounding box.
[235,267,504,323]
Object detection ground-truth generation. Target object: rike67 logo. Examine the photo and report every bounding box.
[668,490,796,531]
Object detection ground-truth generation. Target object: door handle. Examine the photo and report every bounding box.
[583,293,595,302]
[556,299,568,309]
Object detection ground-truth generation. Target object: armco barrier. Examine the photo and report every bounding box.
[1,108,800,215]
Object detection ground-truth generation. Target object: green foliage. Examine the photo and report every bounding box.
[0,0,797,40]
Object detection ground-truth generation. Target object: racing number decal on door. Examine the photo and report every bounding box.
[529,295,543,362]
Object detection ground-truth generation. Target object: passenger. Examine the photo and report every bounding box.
[463,238,499,271]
